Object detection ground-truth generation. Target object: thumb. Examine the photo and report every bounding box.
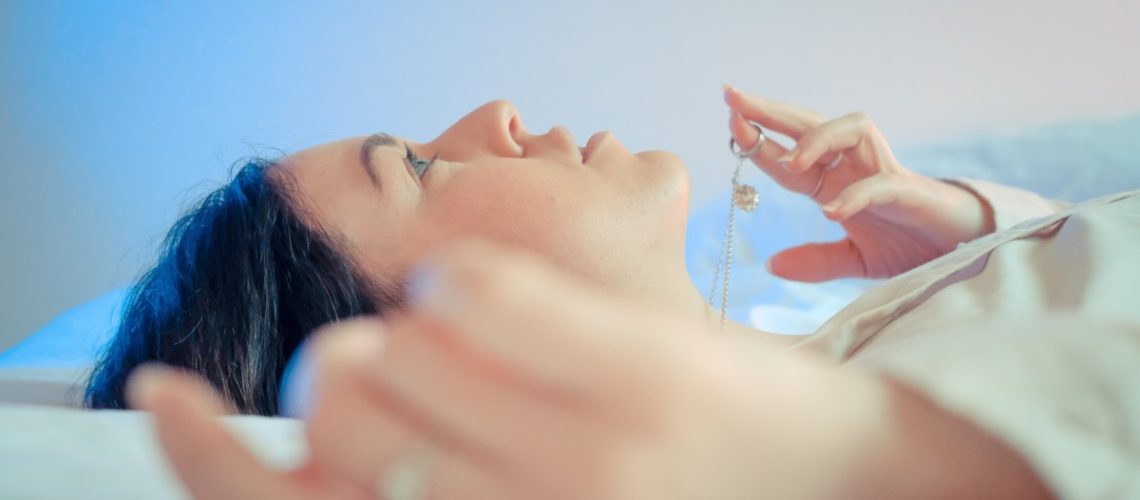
[767,239,866,282]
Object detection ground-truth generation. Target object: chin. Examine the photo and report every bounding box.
[635,150,691,240]
[646,149,690,199]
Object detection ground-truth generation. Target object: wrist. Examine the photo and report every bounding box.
[940,179,997,241]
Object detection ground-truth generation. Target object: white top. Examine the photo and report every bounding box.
[800,180,1140,499]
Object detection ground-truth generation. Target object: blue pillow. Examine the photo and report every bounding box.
[0,289,126,369]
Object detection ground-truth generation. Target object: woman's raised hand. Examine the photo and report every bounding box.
[723,85,995,282]
[128,242,884,500]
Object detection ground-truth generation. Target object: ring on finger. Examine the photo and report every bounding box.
[825,152,844,171]
[809,153,843,198]
[379,441,436,500]
[729,122,766,159]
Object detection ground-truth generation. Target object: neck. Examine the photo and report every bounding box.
[692,284,803,349]
[620,256,797,347]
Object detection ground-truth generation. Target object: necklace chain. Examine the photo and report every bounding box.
[707,155,748,332]
[710,127,763,333]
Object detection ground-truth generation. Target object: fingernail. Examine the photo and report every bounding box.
[821,199,842,213]
[723,85,738,105]
[407,262,469,320]
[778,155,795,171]
[407,264,447,307]
[126,364,172,408]
[279,344,315,419]
[407,263,439,304]
[129,373,162,406]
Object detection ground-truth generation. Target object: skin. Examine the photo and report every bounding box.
[280,99,760,339]
[129,90,1054,498]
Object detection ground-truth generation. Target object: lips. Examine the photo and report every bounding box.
[582,131,611,163]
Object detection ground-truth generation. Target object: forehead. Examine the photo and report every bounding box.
[277,134,423,277]
[284,135,367,182]
[278,135,408,235]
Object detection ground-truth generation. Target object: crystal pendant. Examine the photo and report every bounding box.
[732,183,759,212]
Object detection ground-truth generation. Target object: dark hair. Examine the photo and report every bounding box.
[85,159,398,415]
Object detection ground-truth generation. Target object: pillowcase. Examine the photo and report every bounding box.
[0,289,125,370]
[0,290,125,406]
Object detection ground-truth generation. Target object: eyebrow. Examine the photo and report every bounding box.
[360,133,399,189]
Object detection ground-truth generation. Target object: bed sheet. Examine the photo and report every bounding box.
[0,405,304,499]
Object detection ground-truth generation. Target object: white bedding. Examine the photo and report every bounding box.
[0,405,305,499]
[0,367,87,408]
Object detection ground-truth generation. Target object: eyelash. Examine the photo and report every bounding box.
[405,145,438,180]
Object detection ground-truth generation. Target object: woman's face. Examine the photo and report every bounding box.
[280,101,691,298]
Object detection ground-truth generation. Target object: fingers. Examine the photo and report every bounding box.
[730,112,821,195]
[127,365,305,500]
[285,243,705,499]
[723,86,849,196]
[729,110,788,165]
[782,112,863,174]
[784,112,901,176]
[302,321,419,489]
[723,84,824,139]
[724,87,906,202]
[821,174,903,222]
[293,321,522,499]
[767,240,867,282]
[407,240,679,403]
[365,313,598,480]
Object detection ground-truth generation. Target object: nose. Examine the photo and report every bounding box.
[430,100,526,159]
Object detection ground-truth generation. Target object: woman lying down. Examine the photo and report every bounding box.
[92,86,1139,499]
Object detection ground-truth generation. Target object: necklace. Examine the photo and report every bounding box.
[708,124,764,331]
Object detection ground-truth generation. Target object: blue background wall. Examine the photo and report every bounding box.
[3,0,1139,349]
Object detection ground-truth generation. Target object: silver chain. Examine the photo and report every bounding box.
[707,155,748,332]
[710,126,763,332]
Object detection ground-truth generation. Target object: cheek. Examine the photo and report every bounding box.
[417,168,587,249]
[409,157,690,282]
